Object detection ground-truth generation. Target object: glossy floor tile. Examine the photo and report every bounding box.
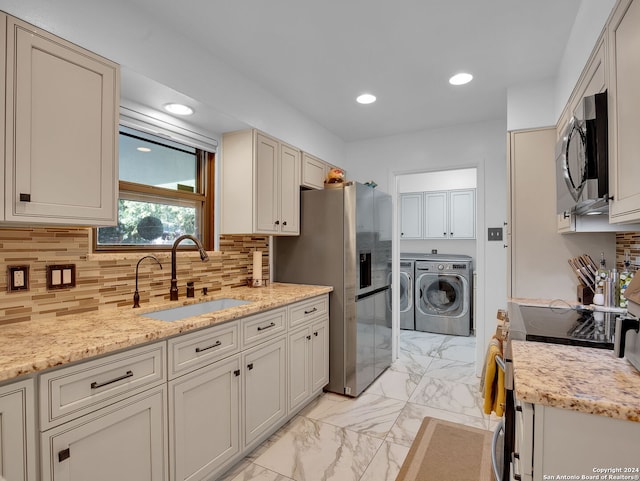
[219,330,495,481]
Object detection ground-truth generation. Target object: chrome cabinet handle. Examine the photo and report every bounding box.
[90,370,133,389]
[304,307,318,315]
[195,340,222,353]
[257,321,276,331]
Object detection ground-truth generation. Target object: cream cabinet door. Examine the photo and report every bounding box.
[608,0,640,223]
[41,386,167,481]
[279,143,301,234]
[0,378,37,481]
[301,152,326,190]
[400,193,423,239]
[423,192,448,238]
[4,16,118,225]
[169,355,241,481]
[243,337,286,448]
[255,133,280,234]
[0,13,6,219]
[288,327,312,413]
[310,318,329,393]
[449,190,475,239]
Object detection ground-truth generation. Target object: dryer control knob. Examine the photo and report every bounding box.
[438,264,444,270]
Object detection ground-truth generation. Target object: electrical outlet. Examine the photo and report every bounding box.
[8,265,30,292]
[488,227,503,241]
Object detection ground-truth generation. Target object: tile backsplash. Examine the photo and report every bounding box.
[616,232,640,272]
[0,228,269,325]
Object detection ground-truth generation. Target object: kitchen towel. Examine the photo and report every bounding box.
[481,335,505,417]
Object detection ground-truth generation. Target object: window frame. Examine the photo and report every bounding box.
[93,136,215,253]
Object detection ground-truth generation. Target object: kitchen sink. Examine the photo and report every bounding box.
[142,298,251,322]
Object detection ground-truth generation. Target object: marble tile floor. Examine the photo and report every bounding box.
[219,330,499,481]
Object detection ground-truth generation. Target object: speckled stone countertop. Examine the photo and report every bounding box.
[511,340,640,422]
[0,283,332,383]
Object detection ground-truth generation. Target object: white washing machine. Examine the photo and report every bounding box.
[414,254,473,336]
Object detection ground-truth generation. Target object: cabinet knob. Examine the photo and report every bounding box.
[247,363,254,370]
[443,232,446,237]
[19,193,31,202]
[58,448,71,462]
[282,221,287,226]
[274,220,280,225]
[306,335,311,340]
[234,369,240,377]
[313,331,318,336]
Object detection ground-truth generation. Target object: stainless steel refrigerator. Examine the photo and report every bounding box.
[274,181,392,397]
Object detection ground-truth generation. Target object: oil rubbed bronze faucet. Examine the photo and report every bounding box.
[170,235,209,301]
[133,255,163,308]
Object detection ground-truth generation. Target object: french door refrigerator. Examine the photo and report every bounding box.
[274,181,392,397]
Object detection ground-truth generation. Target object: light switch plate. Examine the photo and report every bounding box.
[488,227,503,241]
[7,265,30,292]
[47,264,76,289]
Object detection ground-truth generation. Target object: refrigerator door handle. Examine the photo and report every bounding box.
[356,285,390,301]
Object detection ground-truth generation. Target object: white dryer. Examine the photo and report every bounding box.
[414,255,472,336]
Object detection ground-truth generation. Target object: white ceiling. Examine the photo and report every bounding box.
[2,0,583,142]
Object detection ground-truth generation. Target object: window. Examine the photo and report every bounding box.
[95,126,214,251]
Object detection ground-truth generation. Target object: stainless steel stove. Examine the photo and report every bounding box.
[508,303,618,350]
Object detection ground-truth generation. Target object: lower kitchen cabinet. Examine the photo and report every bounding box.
[0,378,37,481]
[288,318,329,414]
[27,294,329,481]
[169,355,241,481]
[514,395,640,481]
[243,336,287,449]
[41,385,168,481]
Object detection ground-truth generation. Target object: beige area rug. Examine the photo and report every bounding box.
[395,417,494,481]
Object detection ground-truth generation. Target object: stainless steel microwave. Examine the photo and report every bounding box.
[556,91,608,217]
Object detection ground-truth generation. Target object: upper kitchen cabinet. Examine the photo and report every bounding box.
[2,14,119,225]
[399,189,475,240]
[608,0,640,223]
[399,193,423,239]
[221,129,300,235]
[424,189,475,239]
[301,152,326,190]
[300,151,344,190]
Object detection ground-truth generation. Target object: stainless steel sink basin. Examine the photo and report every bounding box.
[142,298,251,321]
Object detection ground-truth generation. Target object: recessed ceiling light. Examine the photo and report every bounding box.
[356,93,377,104]
[449,73,473,86]
[137,147,151,152]
[164,103,194,116]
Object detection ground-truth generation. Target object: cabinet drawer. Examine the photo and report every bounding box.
[241,308,287,348]
[39,341,166,430]
[168,321,240,379]
[289,296,328,329]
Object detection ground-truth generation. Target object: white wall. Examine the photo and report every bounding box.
[507,0,616,131]
[343,119,508,370]
[507,78,557,131]
[554,0,617,120]
[0,0,345,165]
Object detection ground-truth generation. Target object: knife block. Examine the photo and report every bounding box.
[577,284,594,305]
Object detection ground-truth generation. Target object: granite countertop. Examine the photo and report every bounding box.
[511,340,640,422]
[0,282,332,383]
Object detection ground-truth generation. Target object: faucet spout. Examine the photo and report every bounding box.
[170,235,209,301]
[133,255,163,308]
